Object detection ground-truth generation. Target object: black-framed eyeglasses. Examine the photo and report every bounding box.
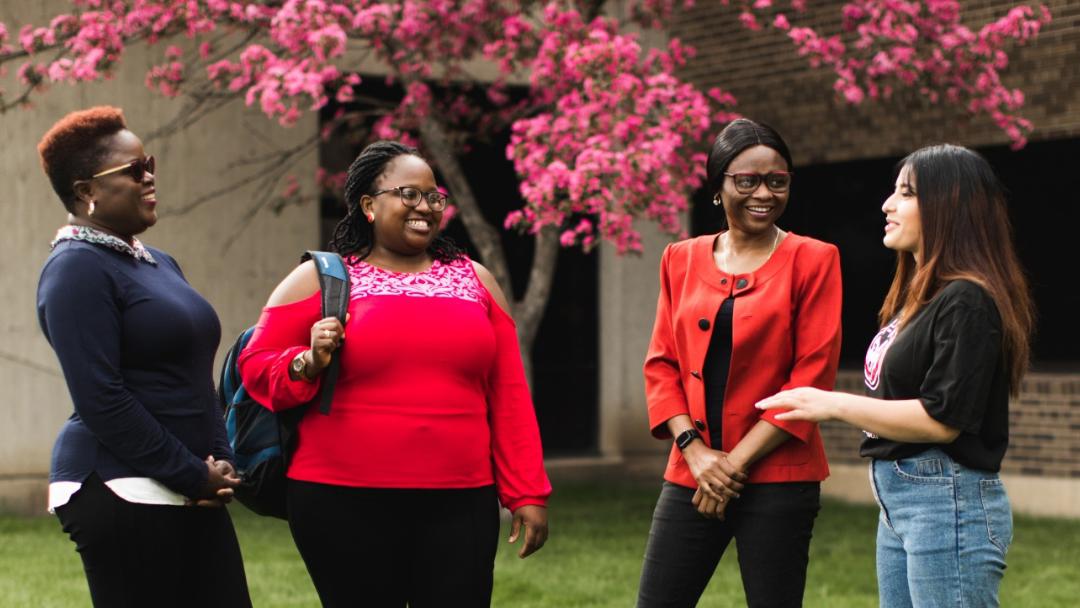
[91,155,155,182]
[371,186,449,211]
[724,171,792,194]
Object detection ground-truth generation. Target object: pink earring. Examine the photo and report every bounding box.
[366,212,374,223]
[88,200,96,216]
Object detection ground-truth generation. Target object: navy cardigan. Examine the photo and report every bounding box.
[37,239,231,498]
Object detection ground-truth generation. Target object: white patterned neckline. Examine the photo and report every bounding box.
[346,256,487,307]
[349,257,442,276]
[50,225,156,265]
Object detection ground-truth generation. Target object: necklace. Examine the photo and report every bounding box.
[714,226,781,272]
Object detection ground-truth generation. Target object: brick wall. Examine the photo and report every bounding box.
[671,0,1080,164]
[823,371,1080,478]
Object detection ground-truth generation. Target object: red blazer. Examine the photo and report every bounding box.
[644,232,842,487]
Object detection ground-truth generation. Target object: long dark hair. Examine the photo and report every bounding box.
[330,140,463,262]
[879,144,1034,393]
[705,118,793,227]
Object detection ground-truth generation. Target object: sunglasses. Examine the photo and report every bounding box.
[91,155,156,182]
[724,171,793,194]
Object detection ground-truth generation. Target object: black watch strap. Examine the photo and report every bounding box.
[675,428,702,451]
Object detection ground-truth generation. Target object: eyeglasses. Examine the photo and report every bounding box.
[91,155,155,182]
[371,186,449,211]
[724,171,792,194]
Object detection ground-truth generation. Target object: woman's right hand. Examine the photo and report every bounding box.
[307,316,346,372]
[682,443,747,502]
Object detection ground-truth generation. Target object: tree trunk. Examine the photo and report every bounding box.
[511,225,559,382]
[419,119,559,385]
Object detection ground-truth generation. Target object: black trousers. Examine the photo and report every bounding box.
[287,479,500,608]
[637,481,821,608]
[54,473,251,608]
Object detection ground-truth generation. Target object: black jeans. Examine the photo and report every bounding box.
[54,473,251,608]
[637,481,821,608]
[287,479,500,608]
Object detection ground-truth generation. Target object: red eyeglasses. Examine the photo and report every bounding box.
[91,155,156,182]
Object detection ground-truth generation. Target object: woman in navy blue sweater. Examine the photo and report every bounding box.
[36,106,251,607]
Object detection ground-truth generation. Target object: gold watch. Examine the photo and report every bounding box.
[290,351,315,382]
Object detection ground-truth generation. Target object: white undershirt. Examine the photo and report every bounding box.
[48,478,187,513]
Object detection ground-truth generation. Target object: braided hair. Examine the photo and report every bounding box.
[331,140,464,263]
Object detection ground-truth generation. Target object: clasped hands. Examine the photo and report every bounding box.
[683,444,748,520]
[186,455,241,508]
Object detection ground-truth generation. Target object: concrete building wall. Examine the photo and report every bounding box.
[0,1,319,514]
[598,225,676,462]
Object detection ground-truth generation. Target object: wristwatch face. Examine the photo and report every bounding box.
[291,354,305,375]
[676,429,700,450]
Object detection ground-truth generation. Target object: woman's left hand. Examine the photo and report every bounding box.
[509,505,548,559]
[755,387,839,422]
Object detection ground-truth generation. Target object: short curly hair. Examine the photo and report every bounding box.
[38,106,128,210]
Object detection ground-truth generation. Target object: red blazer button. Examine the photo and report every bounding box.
[698,318,710,330]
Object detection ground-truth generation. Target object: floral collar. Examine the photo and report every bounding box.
[50,225,157,265]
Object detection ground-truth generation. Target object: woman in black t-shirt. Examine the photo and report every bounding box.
[758,144,1034,608]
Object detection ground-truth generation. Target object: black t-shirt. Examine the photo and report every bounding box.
[859,280,1010,471]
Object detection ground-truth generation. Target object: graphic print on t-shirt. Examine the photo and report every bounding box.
[864,317,900,391]
[862,317,900,439]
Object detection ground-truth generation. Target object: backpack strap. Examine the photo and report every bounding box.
[302,251,351,415]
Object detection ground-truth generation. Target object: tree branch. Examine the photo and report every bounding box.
[161,133,319,217]
[145,87,240,142]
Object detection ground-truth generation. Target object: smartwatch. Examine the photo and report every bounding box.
[675,428,702,451]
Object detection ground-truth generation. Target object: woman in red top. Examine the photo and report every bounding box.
[238,141,550,607]
[637,119,842,607]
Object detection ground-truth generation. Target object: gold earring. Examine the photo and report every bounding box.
[89,200,96,215]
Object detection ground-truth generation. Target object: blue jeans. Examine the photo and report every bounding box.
[870,449,1013,608]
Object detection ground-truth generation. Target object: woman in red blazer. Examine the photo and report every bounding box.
[636,119,842,608]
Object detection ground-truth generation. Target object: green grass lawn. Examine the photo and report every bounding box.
[2,479,1078,607]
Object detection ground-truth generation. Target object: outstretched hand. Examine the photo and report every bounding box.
[756,387,838,422]
[508,505,548,558]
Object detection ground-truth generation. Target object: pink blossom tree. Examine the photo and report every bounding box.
[0,0,1050,373]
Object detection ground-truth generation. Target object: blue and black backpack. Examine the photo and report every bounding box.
[218,251,350,519]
